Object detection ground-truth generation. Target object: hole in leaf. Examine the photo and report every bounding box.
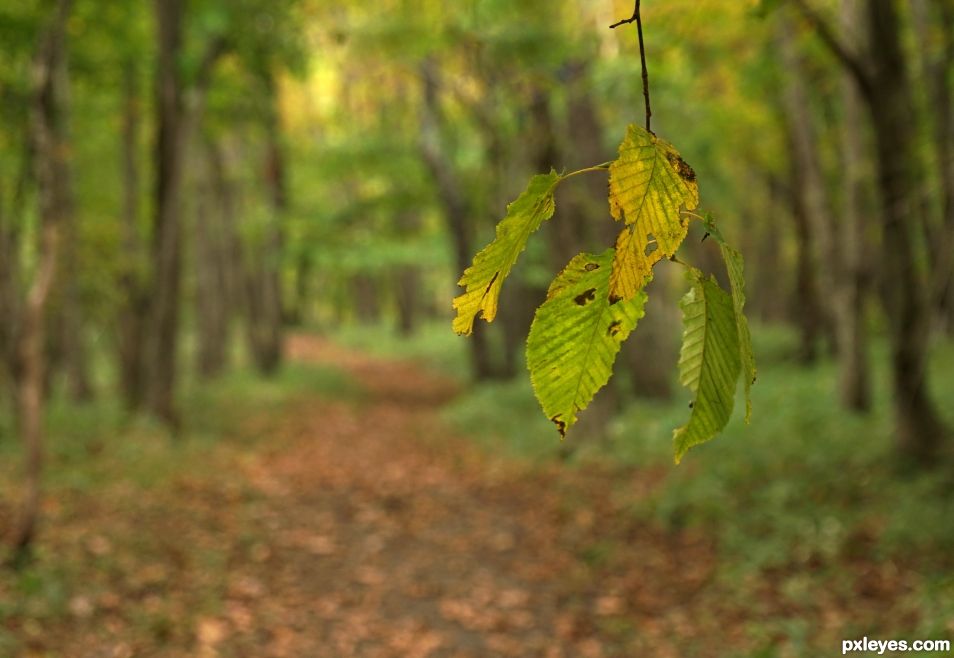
[644,234,658,258]
[574,288,597,306]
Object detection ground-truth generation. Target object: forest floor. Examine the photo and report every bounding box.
[1,332,948,657]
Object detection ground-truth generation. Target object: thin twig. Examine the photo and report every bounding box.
[611,1,652,132]
[608,3,638,29]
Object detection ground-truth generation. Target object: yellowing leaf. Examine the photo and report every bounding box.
[527,249,649,437]
[608,125,699,301]
[452,171,563,335]
[673,269,741,463]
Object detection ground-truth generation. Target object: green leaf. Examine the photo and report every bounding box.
[673,269,741,463]
[527,249,649,437]
[608,125,700,301]
[703,214,756,422]
[452,171,564,335]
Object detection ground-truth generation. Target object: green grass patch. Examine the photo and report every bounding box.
[0,358,359,495]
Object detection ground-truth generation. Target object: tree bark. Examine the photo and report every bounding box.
[244,70,286,375]
[0,204,17,398]
[194,139,231,379]
[0,139,30,401]
[836,0,872,411]
[864,0,947,460]
[784,157,823,365]
[11,0,71,560]
[351,274,381,325]
[117,58,149,408]
[393,212,420,337]
[779,10,870,408]
[752,175,787,323]
[913,0,954,332]
[290,251,312,326]
[146,0,187,426]
[51,25,91,403]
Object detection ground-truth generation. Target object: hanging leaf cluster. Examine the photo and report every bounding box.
[452,124,756,462]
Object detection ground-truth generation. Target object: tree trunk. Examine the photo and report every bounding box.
[418,60,497,380]
[11,0,71,560]
[785,156,823,365]
[393,213,420,337]
[145,0,187,427]
[0,141,30,401]
[350,274,380,325]
[550,62,607,265]
[245,71,286,375]
[50,28,91,404]
[836,0,872,411]
[622,266,678,400]
[939,5,954,333]
[865,0,948,461]
[913,0,954,332]
[117,58,149,409]
[0,206,18,399]
[751,172,788,323]
[288,251,312,327]
[779,11,870,408]
[194,139,230,379]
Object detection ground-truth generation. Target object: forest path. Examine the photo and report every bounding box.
[197,333,728,658]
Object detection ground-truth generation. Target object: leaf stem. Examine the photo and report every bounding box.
[680,210,707,222]
[610,1,652,133]
[563,162,613,180]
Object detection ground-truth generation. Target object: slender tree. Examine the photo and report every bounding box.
[244,66,287,375]
[779,9,870,409]
[11,0,72,559]
[837,0,872,411]
[146,0,226,425]
[146,0,187,425]
[418,59,497,379]
[117,57,149,407]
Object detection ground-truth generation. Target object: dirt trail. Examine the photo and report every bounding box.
[202,335,727,658]
[11,333,930,658]
[17,334,740,658]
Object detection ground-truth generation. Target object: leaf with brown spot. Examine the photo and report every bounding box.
[527,249,649,436]
[608,125,700,300]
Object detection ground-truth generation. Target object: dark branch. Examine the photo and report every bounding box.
[789,0,874,101]
[609,2,639,29]
[610,1,652,132]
